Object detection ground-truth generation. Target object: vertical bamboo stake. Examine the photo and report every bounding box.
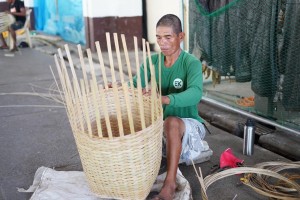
[146,42,155,123]
[134,36,146,130]
[53,56,67,105]
[65,44,82,99]
[159,52,162,99]
[80,79,93,138]
[113,33,125,84]
[57,49,83,127]
[142,39,149,92]
[123,83,135,134]
[121,34,136,105]
[72,86,85,133]
[121,34,133,81]
[106,32,117,83]
[95,41,109,90]
[112,82,124,137]
[77,44,90,93]
[57,48,75,103]
[99,85,113,139]
[90,80,103,138]
[86,49,98,91]
[53,50,83,132]
[53,56,72,117]
[72,77,84,132]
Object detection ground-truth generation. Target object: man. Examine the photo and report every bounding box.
[0,0,26,51]
[134,14,206,200]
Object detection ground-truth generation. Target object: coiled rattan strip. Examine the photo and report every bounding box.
[193,161,300,200]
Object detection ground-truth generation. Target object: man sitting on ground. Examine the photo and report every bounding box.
[0,0,26,51]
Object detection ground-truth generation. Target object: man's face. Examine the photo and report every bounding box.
[156,26,184,56]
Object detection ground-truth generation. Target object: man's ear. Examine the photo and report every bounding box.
[179,32,185,40]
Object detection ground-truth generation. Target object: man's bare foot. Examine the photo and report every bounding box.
[152,182,177,200]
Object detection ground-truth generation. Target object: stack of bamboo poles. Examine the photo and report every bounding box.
[193,161,300,200]
[52,32,163,200]
[0,12,15,33]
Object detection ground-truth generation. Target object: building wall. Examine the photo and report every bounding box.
[0,0,7,12]
[83,0,143,51]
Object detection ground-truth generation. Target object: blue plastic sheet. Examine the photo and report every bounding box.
[34,0,85,44]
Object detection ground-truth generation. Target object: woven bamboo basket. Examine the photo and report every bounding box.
[52,33,163,199]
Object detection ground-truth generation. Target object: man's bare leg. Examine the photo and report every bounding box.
[9,27,18,50]
[154,116,185,200]
[0,33,8,48]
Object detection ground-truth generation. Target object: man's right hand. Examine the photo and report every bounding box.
[161,96,170,105]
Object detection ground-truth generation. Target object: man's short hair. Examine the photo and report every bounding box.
[156,14,182,35]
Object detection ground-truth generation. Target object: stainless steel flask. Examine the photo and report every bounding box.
[243,119,255,156]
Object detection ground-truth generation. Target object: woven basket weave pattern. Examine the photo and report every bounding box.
[68,88,163,199]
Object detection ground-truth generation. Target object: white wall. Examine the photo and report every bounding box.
[24,0,34,7]
[83,0,142,18]
[146,0,183,51]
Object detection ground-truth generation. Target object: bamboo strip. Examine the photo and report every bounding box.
[198,166,300,200]
[113,33,125,84]
[64,44,82,99]
[191,161,208,200]
[123,83,135,134]
[198,167,208,199]
[112,82,124,137]
[159,52,162,98]
[53,56,67,105]
[86,49,98,91]
[90,80,103,138]
[54,54,73,111]
[142,39,149,91]
[95,41,109,90]
[121,34,136,104]
[98,85,113,139]
[57,51,84,130]
[106,32,117,83]
[80,79,93,138]
[146,42,155,123]
[77,44,90,93]
[57,48,75,104]
[72,87,85,133]
[134,36,146,130]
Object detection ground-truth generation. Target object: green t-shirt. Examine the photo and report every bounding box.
[133,50,203,123]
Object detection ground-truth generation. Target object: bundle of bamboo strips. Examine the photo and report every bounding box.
[193,161,300,200]
[52,32,163,199]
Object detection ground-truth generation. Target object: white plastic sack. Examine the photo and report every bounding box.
[18,167,192,200]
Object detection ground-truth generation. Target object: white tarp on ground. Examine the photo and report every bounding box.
[18,167,192,200]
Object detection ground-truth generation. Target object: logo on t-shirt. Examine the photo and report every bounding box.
[173,78,183,89]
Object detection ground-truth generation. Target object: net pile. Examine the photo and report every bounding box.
[52,32,163,199]
[189,0,300,130]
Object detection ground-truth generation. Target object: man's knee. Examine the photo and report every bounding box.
[163,116,185,137]
[10,21,24,31]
